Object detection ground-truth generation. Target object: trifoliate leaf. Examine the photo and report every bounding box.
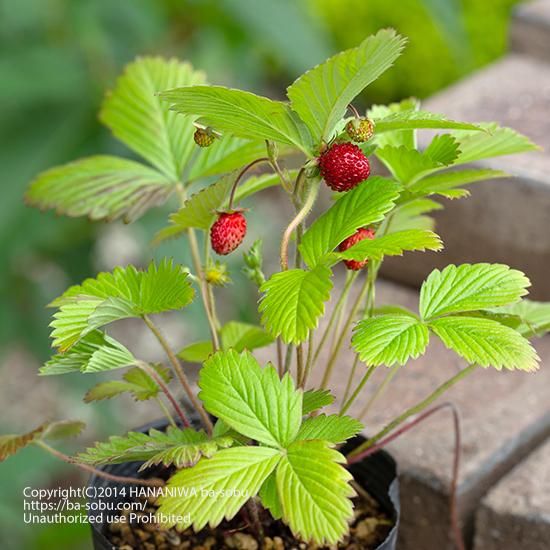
[295,414,363,444]
[420,264,530,321]
[157,447,281,530]
[40,331,137,375]
[49,259,194,351]
[287,29,406,140]
[259,266,333,345]
[335,229,442,263]
[276,440,355,545]
[352,314,429,366]
[429,316,539,372]
[199,350,302,448]
[78,426,233,469]
[26,156,174,223]
[159,85,314,154]
[84,365,172,402]
[100,57,206,180]
[302,389,334,415]
[300,177,401,267]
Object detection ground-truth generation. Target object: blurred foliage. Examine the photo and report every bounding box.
[310,0,522,102]
[0,0,522,547]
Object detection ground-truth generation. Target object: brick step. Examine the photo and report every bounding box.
[511,0,550,62]
[381,54,550,300]
[473,438,550,550]
[291,278,550,550]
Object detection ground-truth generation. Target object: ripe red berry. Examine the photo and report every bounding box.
[338,228,375,270]
[210,212,247,255]
[318,143,370,192]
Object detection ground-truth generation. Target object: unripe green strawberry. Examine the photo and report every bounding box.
[346,118,375,143]
[194,128,215,148]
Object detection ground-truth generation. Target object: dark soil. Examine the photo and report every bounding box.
[107,488,392,550]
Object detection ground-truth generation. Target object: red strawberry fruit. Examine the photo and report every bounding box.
[318,142,370,192]
[210,212,247,255]
[338,228,375,270]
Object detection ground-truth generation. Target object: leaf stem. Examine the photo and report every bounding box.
[137,361,190,428]
[346,402,466,550]
[142,315,213,435]
[155,396,177,428]
[359,365,400,421]
[320,275,371,389]
[300,330,315,388]
[348,364,477,458]
[228,157,270,210]
[340,364,376,416]
[34,440,164,487]
[280,173,319,270]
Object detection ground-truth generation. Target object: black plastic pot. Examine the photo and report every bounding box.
[88,418,400,550]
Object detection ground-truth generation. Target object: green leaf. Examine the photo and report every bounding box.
[187,138,267,182]
[352,314,429,366]
[383,199,442,233]
[100,57,206,180]
[199,350,302,447]
[40,331,137,375]
[157,446,281,530]
[287,29,406,140]
[259,473,283,520]
[259,266,333,345]
[302,389,334,415]
[177,341,214,363]
[407,168,507,200]
[159,86,313,153]
[420,264,530,321]
[296,414,363,444]
[429,316,539,372]
[42,421,86,441]
[300,177,401,267]
[50,259,194,351]
[376,135,460,186]
[78,426,233,469]
[0,425,47,462]
[220,321,274,352]
[373,109,483,133]
[335,229,442,263]
[368,98,420,149]
[84,365,172,402]
[491,300,550,338]
[276,440,354,545]
[453,124,539,165]
[25,156,174,223]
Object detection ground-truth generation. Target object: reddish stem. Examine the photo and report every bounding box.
[347,402,465,550]
[228,157,270,210]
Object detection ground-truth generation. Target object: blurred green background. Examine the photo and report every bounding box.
[0,0,521,547]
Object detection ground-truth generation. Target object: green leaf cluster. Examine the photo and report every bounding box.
[352,263,539,371]
[157,350,362,545]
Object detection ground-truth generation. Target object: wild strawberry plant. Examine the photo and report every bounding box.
[3,30,550,546]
